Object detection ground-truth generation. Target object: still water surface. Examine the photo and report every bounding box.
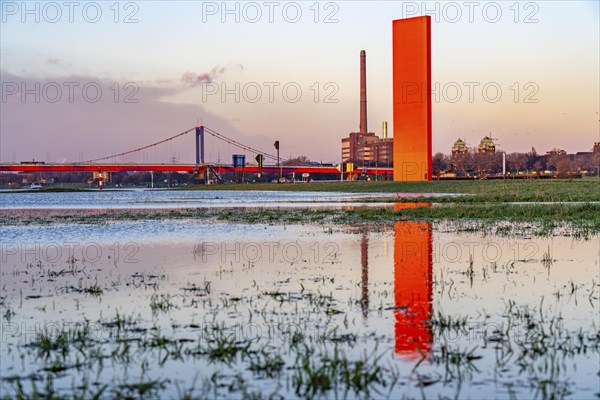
[0,189,451,209]
[1,208,598,398]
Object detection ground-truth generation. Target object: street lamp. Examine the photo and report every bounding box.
[274,141,281,183]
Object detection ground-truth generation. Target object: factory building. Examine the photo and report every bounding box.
[341,51,393,167]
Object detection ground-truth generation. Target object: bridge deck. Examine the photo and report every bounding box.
[0,164,393,175]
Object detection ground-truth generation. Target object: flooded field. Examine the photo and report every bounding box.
[1,199,599,399]
[0,189,458,210]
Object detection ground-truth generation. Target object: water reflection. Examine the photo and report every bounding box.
[361,233,369,320]
[393,204,433,359]
[1,212,598,398]
[0,190,424,209]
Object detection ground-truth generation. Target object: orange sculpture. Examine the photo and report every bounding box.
[392,16,432,181]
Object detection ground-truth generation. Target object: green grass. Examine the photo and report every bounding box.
[368,202,600,223]
[332,203,600,235]
[186,178,600,203]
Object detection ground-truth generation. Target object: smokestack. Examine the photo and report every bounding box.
[382,121,388,139]
[359,50,367,134]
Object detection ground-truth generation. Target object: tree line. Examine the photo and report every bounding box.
[433,147,600,177]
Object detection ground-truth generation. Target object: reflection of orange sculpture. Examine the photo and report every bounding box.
[393,202,431,212]
[394,218,433,359]
[393,16,432,181]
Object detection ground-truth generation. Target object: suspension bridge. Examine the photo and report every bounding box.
[0,126,393,181]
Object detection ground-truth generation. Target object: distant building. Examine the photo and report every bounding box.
[341,131,393,166]
[478,136,496,153]
[342,132,376,162]
[451,138,468,157]
[370,138,394,166]
[546,148,567,157]
[340,51,393,167]
[574,151,592,158]
[593,142,600,153]
[92,170,110,183]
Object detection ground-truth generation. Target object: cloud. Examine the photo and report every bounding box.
[45,58,73,68]
[180,64,244,87]
[0,70,274,163]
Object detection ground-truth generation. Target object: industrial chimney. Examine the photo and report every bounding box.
[382,121,388,139]
[359,50,367,134]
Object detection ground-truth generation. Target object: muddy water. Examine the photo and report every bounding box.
[1,218,598,399]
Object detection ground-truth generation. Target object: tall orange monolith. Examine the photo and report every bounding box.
[392,16,432,181]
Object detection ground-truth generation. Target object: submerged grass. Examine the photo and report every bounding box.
[1,202,599,235]
[3,236,599,399]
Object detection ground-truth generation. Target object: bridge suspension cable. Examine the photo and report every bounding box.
[204,127,286,162]
[80,125,289,165]
[80,127,196,164]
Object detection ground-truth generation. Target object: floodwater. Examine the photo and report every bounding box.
[0,189,456,210]
[0,195,599,399]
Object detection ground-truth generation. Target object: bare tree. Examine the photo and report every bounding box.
[556,157,573,177]
[282,155,310,166]
[453,150,475,176]
[432,152,450,175]
[546,151,569,175]
[507,152,528,174]
[592,151,600,176]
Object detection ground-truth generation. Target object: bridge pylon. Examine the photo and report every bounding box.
[195,126,205,165]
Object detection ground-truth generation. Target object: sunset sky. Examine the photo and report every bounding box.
[1,1,598,164]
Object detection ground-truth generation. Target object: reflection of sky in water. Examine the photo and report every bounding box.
[0,189,456,209]
[0,220,295,244]
[1,221,598,398]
